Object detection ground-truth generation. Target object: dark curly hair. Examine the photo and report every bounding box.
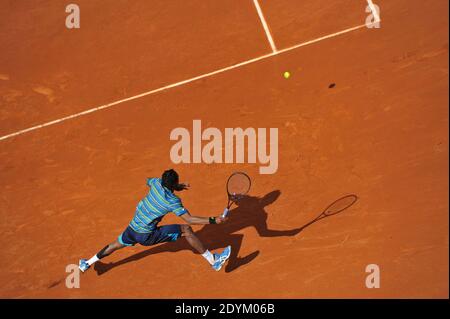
[161,169,182,192]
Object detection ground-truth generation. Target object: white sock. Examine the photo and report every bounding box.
[202,250,215,265]
[87,255,99,266]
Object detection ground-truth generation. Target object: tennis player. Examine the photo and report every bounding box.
[79,169,231,272]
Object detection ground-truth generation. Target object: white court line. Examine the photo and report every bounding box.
[252,0,277,53]
[366,0,381,23]
[0,22,376,143]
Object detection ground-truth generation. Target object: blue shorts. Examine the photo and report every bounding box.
[118,225,182,247]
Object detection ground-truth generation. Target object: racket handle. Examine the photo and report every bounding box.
[222,208,229,218]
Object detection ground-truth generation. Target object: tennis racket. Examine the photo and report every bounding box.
[221,172,251,218]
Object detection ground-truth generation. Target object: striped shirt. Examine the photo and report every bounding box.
[129,178,188,233]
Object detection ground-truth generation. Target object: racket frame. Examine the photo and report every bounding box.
[223,172,251,217]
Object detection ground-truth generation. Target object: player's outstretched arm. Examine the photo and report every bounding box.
[181,212,227,225]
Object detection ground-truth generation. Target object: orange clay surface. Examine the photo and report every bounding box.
[0,0,448,298]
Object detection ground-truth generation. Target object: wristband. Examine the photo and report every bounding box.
[209,217,217,224]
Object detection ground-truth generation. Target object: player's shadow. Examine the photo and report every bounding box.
[94,190,302,275]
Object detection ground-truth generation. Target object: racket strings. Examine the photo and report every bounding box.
[227,173,251,196]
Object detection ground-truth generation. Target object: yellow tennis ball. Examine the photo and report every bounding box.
[283,71,291,79]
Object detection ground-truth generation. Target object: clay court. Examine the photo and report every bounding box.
[0,0,448,298]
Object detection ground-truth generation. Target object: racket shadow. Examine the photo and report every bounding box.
[297,194,359,233]
[94,190,297,275]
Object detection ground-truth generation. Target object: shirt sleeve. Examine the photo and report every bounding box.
[146,178,157,187]
[171,198,188,216]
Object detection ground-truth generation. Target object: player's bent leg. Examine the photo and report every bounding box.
[180,225,231,271]
[138,224,230,272]
[180,224,206,254]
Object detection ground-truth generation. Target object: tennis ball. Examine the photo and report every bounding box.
[283,71,291,79]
